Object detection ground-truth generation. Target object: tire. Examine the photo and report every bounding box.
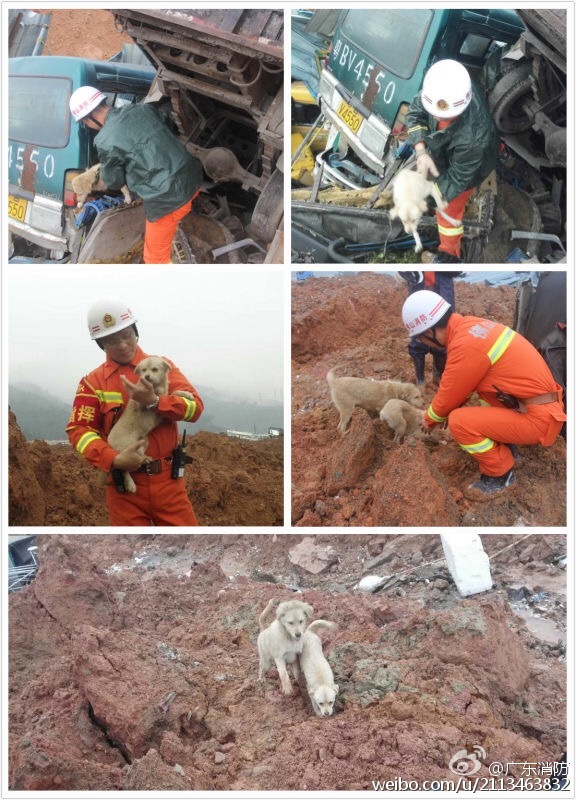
[488,61,533,134]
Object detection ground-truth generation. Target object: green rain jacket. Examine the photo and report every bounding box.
[95,103,203,222]
[405,83,499,203]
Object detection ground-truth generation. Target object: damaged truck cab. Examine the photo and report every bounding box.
[9,9,284,264]
[293,9,566,263]
[8,56,155,261]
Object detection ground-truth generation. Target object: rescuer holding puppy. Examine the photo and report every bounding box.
[69,87,203,263]
[405,59,499,264]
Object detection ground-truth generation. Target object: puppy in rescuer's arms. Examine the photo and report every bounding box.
[66,297,204,526]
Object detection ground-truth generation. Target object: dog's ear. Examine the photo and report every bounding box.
[303,603,314,618]
[161,359,171,373]
[333,684,339,693]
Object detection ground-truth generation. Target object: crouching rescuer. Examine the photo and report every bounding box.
[66,297,204,525]
[401,290,566,496]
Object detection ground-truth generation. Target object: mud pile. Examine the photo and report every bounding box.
[8,412,283,526]
[8,534,566,791]
[292,273,566,527]
[42,9,132,60]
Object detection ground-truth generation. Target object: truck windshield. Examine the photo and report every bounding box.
[340,10,434,79]
[9,75,71,148]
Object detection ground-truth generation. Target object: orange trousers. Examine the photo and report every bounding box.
[143,198,193,264]
[106,471,199,526]
[448,403,564,477]
[436,188,474,258]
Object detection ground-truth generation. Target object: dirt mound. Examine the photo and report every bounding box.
[9,534,566,791]
[8,412,282,526]
[292,274,566,527]
[42,10,132,60]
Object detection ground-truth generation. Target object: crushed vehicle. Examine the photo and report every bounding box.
[291,9,566,264]
[9,9,284,264]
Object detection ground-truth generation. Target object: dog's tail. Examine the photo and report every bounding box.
[258,598,277,631]
[326,365,347,385]
[306,619,338,635]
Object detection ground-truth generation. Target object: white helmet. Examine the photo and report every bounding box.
[87,298,137,340]
[421,60,472,119]
[402,290,451,337]
[69,86,106,123]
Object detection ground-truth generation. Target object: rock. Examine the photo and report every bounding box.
[122,749,191,790]
[288,538,339,574]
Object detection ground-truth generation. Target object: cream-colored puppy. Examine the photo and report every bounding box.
[380,398,448,444]
[72,163,131,209]
[257,598,313,695]
[300,620,339,717]
[327,366,423,435]
[100,356,195,493]
[390,169,446,253]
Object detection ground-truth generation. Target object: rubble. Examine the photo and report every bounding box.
[8,534,567,791]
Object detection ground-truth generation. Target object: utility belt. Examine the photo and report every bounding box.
[493,385,560,414]
[135,457,173,475]
[111,432,190,493]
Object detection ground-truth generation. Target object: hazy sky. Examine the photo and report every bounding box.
[6,265,285,405]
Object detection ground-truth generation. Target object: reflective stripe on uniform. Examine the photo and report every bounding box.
[407,124,428,136]
[458,437,495,455]
[487,326,515,365]
[438,222,464,236]
[181,396,197,421]
[76,431,102,454]
[428,404,447,423]
[94,390,123,404]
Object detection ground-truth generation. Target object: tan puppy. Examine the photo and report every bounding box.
[300,620,339,717]
[380,398,448,444]
[257,598,313,695]
[99,356,195,493]
[72,163,131,209]
[390,169,446,253]
[327,366,423,435]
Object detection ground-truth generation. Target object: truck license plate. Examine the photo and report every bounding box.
[8,195,28,223]
[337,99,363,134]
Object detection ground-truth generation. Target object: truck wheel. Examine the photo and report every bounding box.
[488,61,533,134]
[245,168,284,244]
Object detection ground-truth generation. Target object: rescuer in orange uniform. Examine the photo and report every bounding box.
[401,290,566,495]
[66,298,204,525]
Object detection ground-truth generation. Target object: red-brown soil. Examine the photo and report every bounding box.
[8,533,566,791]
[40,9,132,60]
[291,273,566,527]
[8,411,283,527]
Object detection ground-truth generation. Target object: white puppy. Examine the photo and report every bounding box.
[390,169,446,252]
[257,598,313,695]
[300,620,339,717]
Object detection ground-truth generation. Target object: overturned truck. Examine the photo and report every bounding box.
[291,9,566,264]
[9,9,284,264]
[109,9,284,264]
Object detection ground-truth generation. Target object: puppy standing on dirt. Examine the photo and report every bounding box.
[257,598,313,695]
[327,366,423,435]
[100,355,195,493]
[389,169,446,253]
[380,398,448,444]
[300,620,339,717]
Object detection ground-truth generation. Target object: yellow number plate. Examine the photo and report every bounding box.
[336,99,363,134]
[8,195,28,222]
